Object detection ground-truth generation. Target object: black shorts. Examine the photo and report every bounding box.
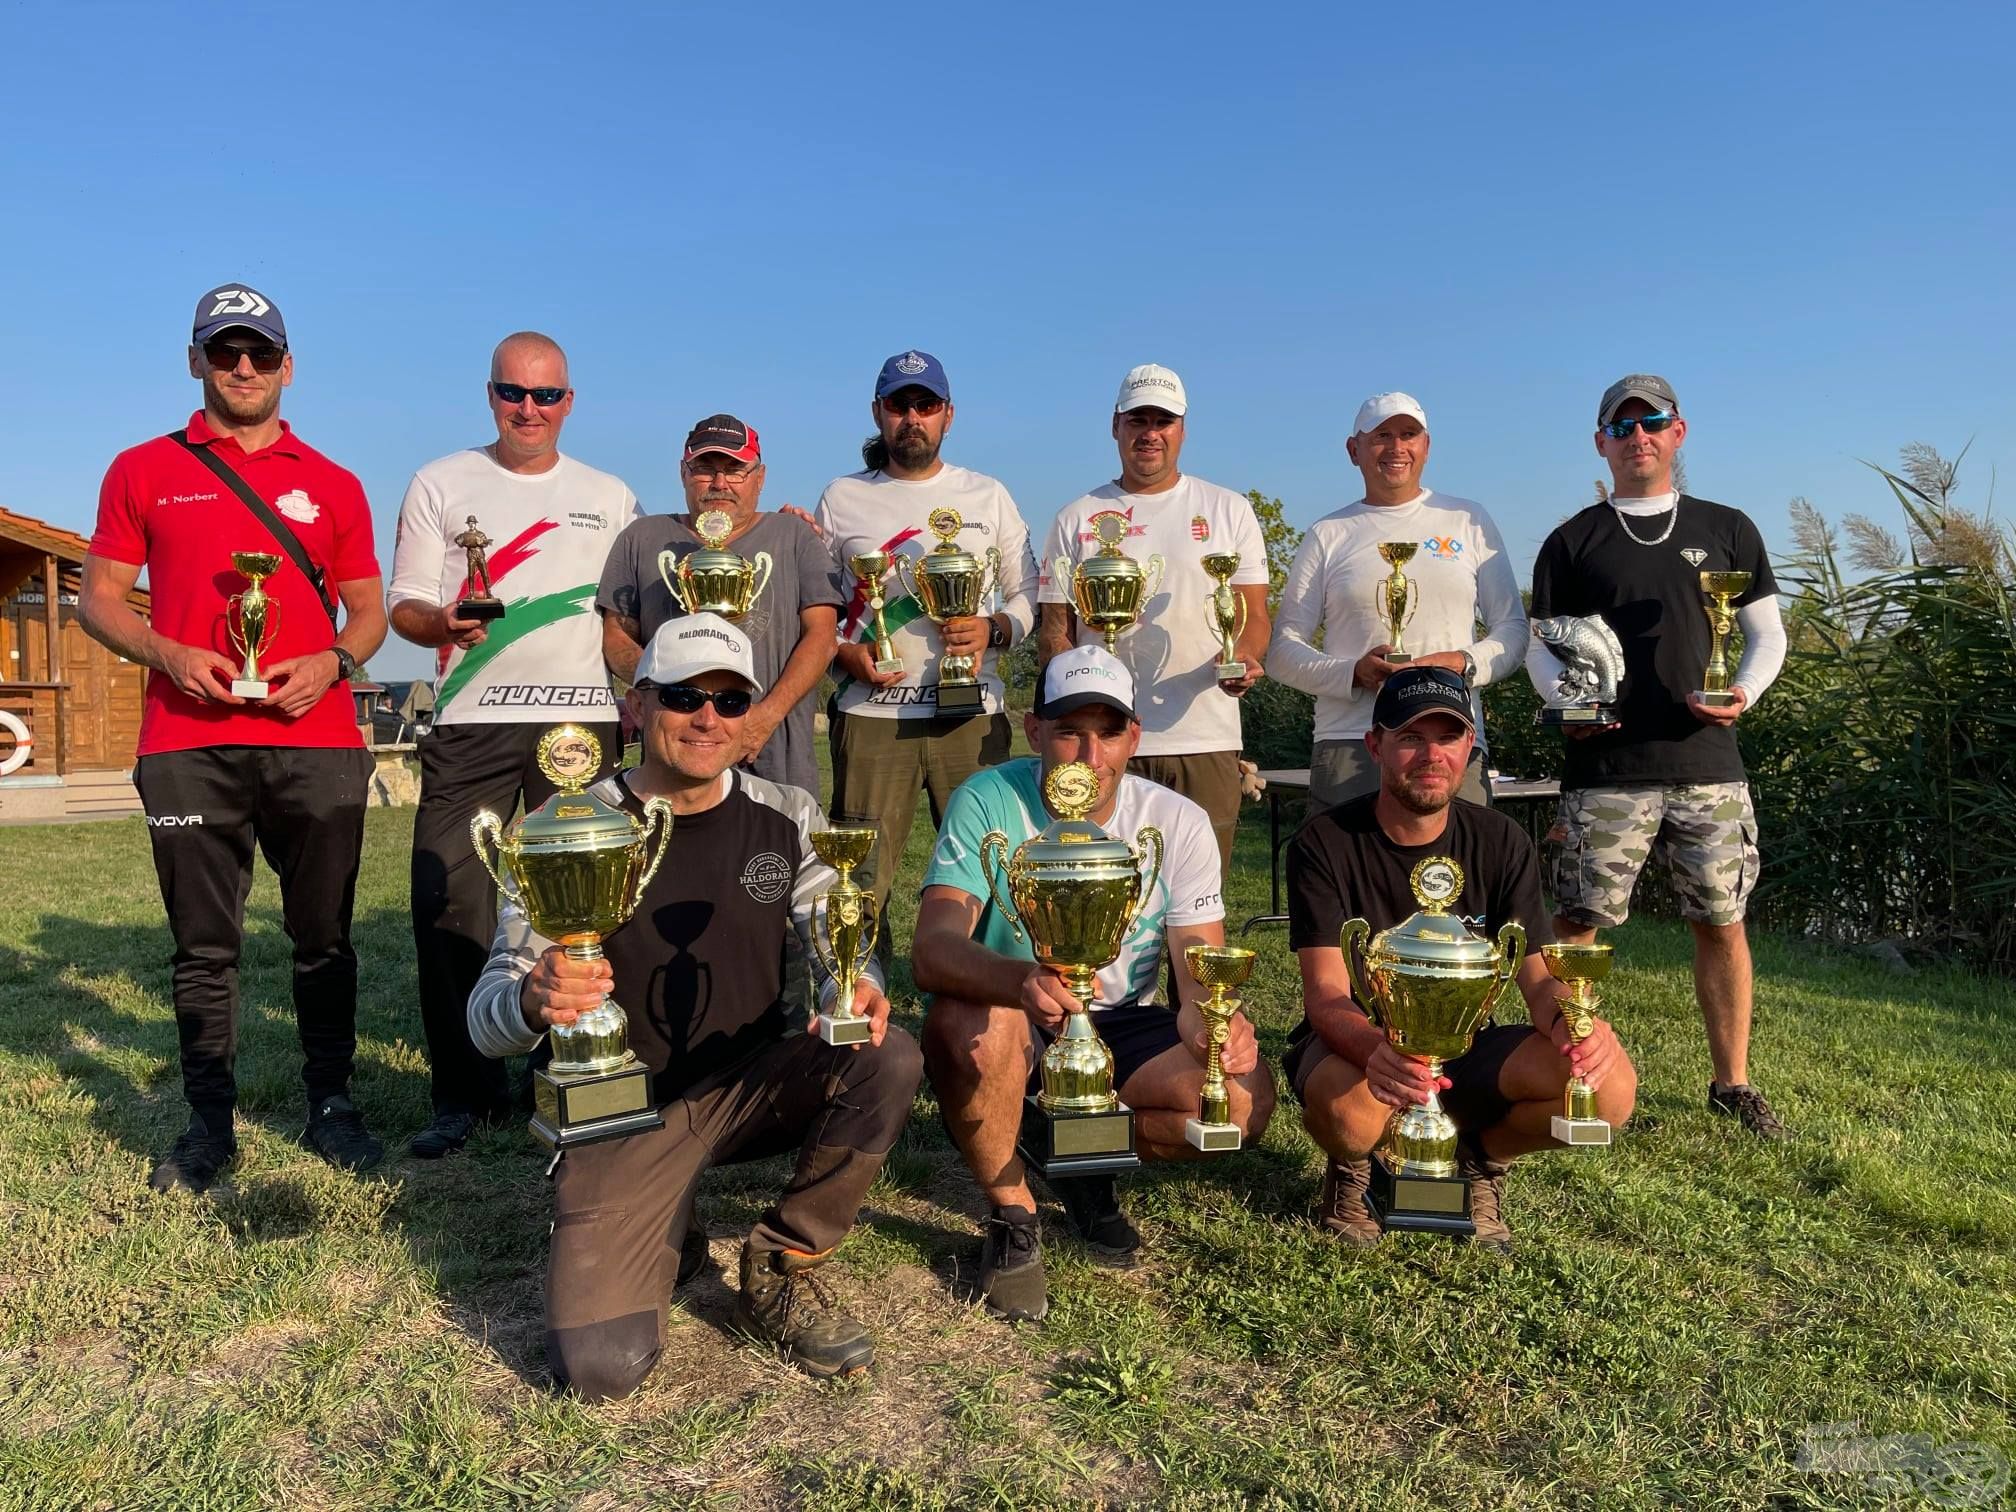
[1282,1022,1537,1132]
[1028,1000,1181,1095]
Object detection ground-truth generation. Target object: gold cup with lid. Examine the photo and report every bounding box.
[658,509,774,622]
[1056,510,1165,652]
[896,506,1000,713]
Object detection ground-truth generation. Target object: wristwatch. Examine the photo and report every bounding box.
[988,616,1010,649]
[331,647,359,683]
[1459,650,1477,684]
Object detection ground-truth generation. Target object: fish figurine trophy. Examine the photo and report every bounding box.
[1532,613,1626,726]
[1182,943,1255,1151]
[472,725,673,1152]
[1057,510,1165,652]
[1542,942,1615,1146]
[810,827,878,1045]
[454,515,506,621]
[981,761,1163,1177]
[658,508,774,622]
[1341,858,1525,1235]
[227,550,284,700]
[1375,541,1421,663]
[1201,551,1248,682]
[847,550,905,675]
[896,506,999,714]
[1697,570,1753,708]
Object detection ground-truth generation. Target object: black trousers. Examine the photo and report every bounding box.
[411,721,620,1114]
[134,745,373,1125]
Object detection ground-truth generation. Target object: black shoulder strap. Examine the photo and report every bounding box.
[167,431,340,629]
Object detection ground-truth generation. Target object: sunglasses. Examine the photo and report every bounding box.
[203,339,287,374]
[880,393,946,417]
[1601,412,1678,439]
[491,381,570,406]
[649,683,753,717]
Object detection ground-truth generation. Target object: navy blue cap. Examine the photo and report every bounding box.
[1373,665,1475,732]
[193,284,287,347]
[875,349,950,402]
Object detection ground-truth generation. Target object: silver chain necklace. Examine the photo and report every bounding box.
[1613,498,1679,546]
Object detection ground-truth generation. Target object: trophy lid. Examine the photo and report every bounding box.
[695,509,734,549]
[1091,511,1132,557]
[514,727,636,847]
[1014,762,1137,868]
[920,506,980,567]
[1372,858,1502,967]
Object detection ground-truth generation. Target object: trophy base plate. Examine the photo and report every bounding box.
[456,598,506,622]
[1184,1118,1242,1152]
[1367,1153,1475,1236]
[816,1012,874,1046]
[933,681,983,714]
[1537,705,1619,726]
[1552,1114,1613,1146]
[873,657,905,675]
[530,1061,664,1150]
[1384,652,1414,666]
[230,679,269,700]
[1018,1094,1138,1178]
[1695,689,1739,707]
[1214,661,1248,683]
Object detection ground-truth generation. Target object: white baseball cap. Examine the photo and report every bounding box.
[1353,391,1428,435]
[1114,363,1188,416]
[1036,645,1137,720]
[634,612,765,694]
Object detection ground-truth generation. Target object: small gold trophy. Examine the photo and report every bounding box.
[1543,942,1614,1147]
[847,550,905,675]
[980,762,1163,1177]
[896,507,1000,714]
[472,726,673,1151]
[1055,510,1165,651]
[1341,858,1525,1236]
[1375,541,1420,663]
[1183,944,1254,1152]
[658,509,774,621]
[1697,570,1752,707]
[454,515,505,621]
[810,827,878,1046]
[227,550,283,699]
[1201,551,1247,681]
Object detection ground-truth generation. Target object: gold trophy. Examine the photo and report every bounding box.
[847,551,905,675]
[1055,510,1165,652]
[1182,944,1254,1152]
[1543,942,1614,1147]
[1697,570,1752,708]
[658,509,774,621]
[1340,858,1525,1235]
[454,515,505,621]
[1201,551,1247,681]
[472,725,673,1151]
[1375,541,1420,663]
[980,762,1163,1177]
[896,506,1000,714]
[227,550,283,700]
[810,827,878,1046]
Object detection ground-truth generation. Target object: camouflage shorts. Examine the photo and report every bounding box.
[1550,782,1759,927]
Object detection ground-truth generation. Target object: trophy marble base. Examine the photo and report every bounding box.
[1017,1093,1139,1178]
[934,680,983,714]
[1695,689,1739,708]
[1384,652,1414,666]
[1214,660,1247,683]
[456,597,506,621]
[530,1060,665,1150]
[1537,704,1619,726]
[1552,1114,1613,1147]
[815,1011,873,1046]
[231,679,268,700]
[1184,1118,1241,1152]
[1366,1153,1475,1237]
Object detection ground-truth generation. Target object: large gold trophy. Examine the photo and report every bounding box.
[1375,541,1420,663]
[1697,570,1752,707]
[981,762,1163,1177]
[658,509,774,621]
[227,550,283,699]
[896,507,1000,714]
[1200,552,1247,681]
[847,551,905,674]
[1542,942,1614,1146]
[1055,511,1164,652]
[810,828,878,1045]
[1341,858,1525,1235]
[1182,944,1254,1152]
[472,726,673,1151]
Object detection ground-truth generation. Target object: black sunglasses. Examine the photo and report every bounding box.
[1601,412,1678,439]
[203,338,286,374]
[491,381,570,406]
[648,683,753,717]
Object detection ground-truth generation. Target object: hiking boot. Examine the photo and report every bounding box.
[1316,1157,1381,1248]
[1709,1082,1788,1140]
[734,1241,874,1378]
[1457,1138,1513,1254]
[301,1094,384,1172]
[978,1206,1049,1323]
[1052,1174,1140,1262]
[149,1125,238,1195]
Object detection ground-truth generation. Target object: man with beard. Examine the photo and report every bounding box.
[814,351,1038,952]
[1284,667,1635,1251]
[80,283,389,1193]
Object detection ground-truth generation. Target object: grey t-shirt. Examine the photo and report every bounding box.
[597,510,843,793]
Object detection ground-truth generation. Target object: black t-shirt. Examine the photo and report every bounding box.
[1286,795,1551,1040]
[1530,495,1776,787]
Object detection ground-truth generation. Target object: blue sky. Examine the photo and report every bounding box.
[4,2,2010,680]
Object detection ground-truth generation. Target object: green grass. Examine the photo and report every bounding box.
[2,763,2013,1510]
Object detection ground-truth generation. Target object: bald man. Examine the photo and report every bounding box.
[388,332,640,1157]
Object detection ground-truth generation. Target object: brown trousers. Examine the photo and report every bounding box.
[1127,749,1243,879]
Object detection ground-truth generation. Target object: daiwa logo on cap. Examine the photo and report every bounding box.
[895,352,928,375]
[207,289,270,319]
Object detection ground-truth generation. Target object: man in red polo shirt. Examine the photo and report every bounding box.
[80,283,389,1195]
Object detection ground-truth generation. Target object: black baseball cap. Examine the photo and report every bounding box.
[683,414,760,463]
[1373,666,1475,732]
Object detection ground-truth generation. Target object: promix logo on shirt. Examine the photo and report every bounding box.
[1423,535,1464,560]
[740,851,793,902]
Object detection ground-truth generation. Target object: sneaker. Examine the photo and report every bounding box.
[1457,1138,1513,1254]
[733,1241,874,1378]
[1708,1082,1788,1140]
[149,1126,238,1195]
[978,1206,1049,1322]
[1316,1157,1381,1248]
[301,1094,384,1172]
[1052,1174,1141,1261]
[407,1104,510,1160]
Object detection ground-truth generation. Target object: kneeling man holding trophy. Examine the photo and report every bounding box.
[467,614,922,1397]
[1285,667,1636,1252]
[914,647,1274,1323]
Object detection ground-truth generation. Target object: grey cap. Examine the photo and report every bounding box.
[192,284,287,347]
[1597,373,1678,424]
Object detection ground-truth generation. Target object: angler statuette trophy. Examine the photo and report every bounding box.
[454,515,506,621]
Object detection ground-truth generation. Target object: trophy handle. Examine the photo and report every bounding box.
[1339,918,1380,1024]
[470,810,510,896]
[809,893,842,984]
[226,593,248,659]
[1402,577,1420,632]
[894,553,922,613]
[1126,826,1165,936]
[1232,589,1248,645]
[1052,555,1078,616]
[749,552,774,606]
[657,549,689,613]
[979,832,1025,942]
[1481,921,1528,1022]
[1144,553,1166,602]
[634,796,676,902]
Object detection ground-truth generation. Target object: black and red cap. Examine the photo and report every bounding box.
[683,414,760,464]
